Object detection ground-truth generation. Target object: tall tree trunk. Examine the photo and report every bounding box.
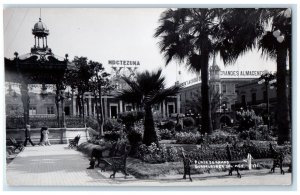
[20,82,30,126]
[77,94,82,118]
[143,106,158,146]
[99,95,104,136]
[276,47,290,145]
[61,96,66,128]
[288,48,292,131]
[200,54,213,134]
[55,89,60,127]
[94,91,104,136]
[81,93,85,121]
[94,94,100,132]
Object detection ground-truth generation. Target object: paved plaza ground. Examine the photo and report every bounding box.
[5,144,292,187]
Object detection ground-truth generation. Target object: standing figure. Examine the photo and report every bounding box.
[38,127,47,146]
[23,124,35,147]
[41,127,51,146]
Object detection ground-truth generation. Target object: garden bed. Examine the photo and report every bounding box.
[77,141,292,179]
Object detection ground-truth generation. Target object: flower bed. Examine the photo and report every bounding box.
[136,143,180,163]
[175,132,202,144]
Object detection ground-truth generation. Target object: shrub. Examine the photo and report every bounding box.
[158,129,173,140]
[136,143,179,163]
[103,119,123,132]
[127,130,143,155]
[209,130,238,144]
[239,128,265,141]
[182,126,198,133]
[104,131,121,141]
[119,111,144,132]
[236,109,263,131]
[183,117,195,127]
[175,123,183,132]
[175,132,202,144]
[163,120,175,130]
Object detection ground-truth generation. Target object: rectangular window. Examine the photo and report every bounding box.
[222,84,226,93]
[252,93,257,105]
[125,105,132,112]
[216,85,220,93]
[241,95,246,107]
[29,106,37,115]
[154,104,159,111]
[47,106,54,114]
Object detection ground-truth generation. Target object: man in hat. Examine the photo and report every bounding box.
[23,124,35,146]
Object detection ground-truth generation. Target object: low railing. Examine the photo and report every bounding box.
[6,116,99,129]
[6,127,93,145]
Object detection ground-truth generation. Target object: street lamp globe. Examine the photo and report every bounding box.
[277,35,285,43]
[273,29,281,38]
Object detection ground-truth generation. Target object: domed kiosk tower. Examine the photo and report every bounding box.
[32,18,50,53]
[5,16,69,128]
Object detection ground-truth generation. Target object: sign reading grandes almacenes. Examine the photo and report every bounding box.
[108,60,140,66]
[220,70,274,76]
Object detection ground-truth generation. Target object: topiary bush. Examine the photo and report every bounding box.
[103,119,123,132]
[119,111,144,132]
[127,130,143,155]
[183,117,195,127]
[158,129,173,140]
[163,120,176,130]
[175,123,183,132]
[236,109,263,131]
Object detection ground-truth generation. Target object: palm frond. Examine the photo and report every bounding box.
[259,32,277,59]
[116,88,143,106]
[148,85,181,106]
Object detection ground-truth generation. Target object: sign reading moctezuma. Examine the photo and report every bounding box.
[108,60,140,66]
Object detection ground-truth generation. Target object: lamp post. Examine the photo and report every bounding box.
[258,73,276,130]
[221,103,228,129]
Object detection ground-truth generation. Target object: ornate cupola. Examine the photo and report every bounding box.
[31,17,51,54]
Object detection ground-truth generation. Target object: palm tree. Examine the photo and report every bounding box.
[117,69,180,146]
[259,9,291,144]
[218,8,291,144]
[154,8,224,134]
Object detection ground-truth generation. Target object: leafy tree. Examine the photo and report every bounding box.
[117,69,181,146]
[65,56,94,120]
[88,61,112,136]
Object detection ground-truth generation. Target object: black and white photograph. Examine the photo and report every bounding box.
[2,4,295,189]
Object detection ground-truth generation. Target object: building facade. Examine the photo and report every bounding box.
[178,57,255,115]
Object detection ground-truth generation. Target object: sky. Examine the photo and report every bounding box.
[3,8,277,87]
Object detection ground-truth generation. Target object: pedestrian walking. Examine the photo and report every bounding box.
[23,124,35,147]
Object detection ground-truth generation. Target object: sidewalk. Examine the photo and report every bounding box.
[5,144,292,187]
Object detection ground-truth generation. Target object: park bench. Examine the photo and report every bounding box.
[181,145,246,181]
[8,137,24,153]
[98,141,131,178]
[181,143,286,182]
[68,135,81,149]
